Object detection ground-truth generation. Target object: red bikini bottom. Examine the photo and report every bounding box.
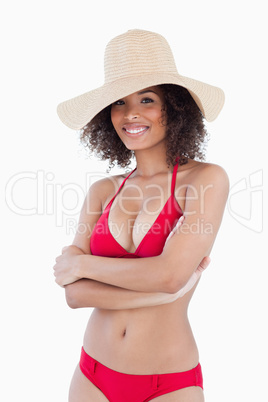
[79,347,203,402]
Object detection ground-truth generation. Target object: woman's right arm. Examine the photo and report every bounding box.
[65,254,209,310]
[63,178,208,310]
[65,278,184,310]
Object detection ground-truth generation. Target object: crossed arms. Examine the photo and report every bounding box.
[53,163,229,310]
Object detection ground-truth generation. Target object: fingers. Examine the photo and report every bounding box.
[53,261,65,288]
[197,256,211,272]
[165,215,185,244]
[174,215,185,230]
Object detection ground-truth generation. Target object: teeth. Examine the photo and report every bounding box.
[125,127,147,134]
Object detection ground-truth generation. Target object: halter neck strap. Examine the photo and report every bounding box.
[171,158,180,195]
[112,167,137,199]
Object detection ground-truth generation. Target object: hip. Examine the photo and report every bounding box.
[78,346,203,402]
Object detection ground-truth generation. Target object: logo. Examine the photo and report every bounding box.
[227,170,263,233]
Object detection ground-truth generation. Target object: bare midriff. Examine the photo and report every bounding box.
[83,284,199,375]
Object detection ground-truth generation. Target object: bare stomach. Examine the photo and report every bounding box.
[83,291,199,375]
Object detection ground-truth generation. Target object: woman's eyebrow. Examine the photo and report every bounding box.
[137,90,158,95]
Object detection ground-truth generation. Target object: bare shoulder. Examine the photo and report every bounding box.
[175,159,229,214]
[72,172,128,252]
[88,171,129,208]
[180,159,229,191]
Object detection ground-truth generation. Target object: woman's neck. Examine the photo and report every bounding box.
[133,147,174,177]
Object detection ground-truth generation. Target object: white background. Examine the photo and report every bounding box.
[2,1,267,401]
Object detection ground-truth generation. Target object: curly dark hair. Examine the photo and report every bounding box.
[79,84,208,169]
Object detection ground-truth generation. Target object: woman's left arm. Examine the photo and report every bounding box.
[56,164,229,294]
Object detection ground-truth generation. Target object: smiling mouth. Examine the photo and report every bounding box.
[123,125,149,136]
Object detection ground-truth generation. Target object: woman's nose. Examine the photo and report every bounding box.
[124,105,140,120]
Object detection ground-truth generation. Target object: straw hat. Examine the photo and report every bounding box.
[57,29,225,129]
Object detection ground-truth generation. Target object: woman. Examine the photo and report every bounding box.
[54,30,229,401]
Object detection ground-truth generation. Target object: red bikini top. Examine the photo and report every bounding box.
[90,162,183,259]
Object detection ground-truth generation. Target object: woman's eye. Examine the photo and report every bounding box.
[142,98,154,104]
[113,100,125,106]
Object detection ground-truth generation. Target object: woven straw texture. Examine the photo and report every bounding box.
[57,29,224,129]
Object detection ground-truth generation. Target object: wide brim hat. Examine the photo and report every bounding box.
[57,29,225,130]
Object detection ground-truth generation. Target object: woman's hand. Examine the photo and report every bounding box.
[53,245,85,287]
[165,216,211,298]
[164,215,185,245]
[172,255,210,299]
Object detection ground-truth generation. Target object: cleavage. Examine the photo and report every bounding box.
[108,184,170,253]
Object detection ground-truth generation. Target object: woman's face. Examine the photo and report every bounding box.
[111,86,166,151]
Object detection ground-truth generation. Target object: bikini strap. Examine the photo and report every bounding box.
[109,167,137,203]
[171,158,179,195]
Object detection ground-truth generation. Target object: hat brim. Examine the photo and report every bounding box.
[57,73,225,130]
